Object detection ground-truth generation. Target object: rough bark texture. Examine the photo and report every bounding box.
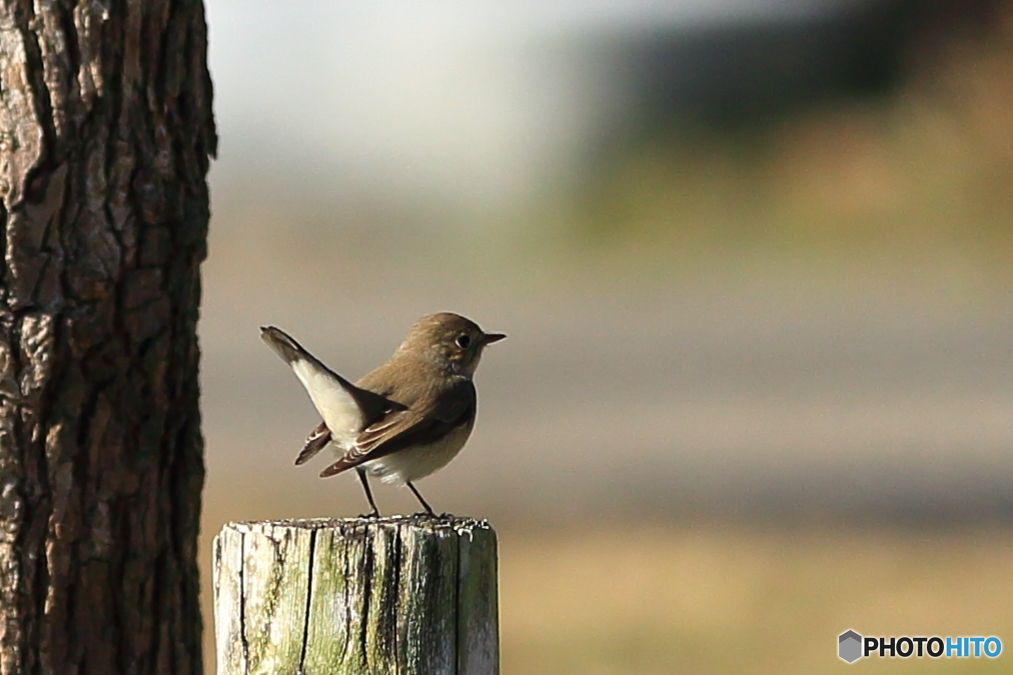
[0,0,215,673]
[214,517,500,675]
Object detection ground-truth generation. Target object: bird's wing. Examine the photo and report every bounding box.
[295,421,331,465]
[319,380,476,477]
[261,326,402,447]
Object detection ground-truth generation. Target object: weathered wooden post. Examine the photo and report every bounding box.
[213,516,498,674]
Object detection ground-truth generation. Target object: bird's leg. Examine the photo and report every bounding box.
[357,468,381,518]
[406,481,435,516]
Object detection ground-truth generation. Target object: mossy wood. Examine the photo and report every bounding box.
[214,516,498,675]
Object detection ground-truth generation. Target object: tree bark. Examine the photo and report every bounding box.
[0,1,215,673]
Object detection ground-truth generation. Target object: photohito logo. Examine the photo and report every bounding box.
[838,630,1002,663]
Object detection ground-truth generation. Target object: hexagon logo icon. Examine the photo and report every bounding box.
[839,630,862,663]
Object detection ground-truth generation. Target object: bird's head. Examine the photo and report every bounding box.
[398,312,505,377]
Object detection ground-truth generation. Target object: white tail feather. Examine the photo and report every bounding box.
[289,357,364,448]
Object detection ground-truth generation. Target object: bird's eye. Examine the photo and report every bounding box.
[455,334,472,349]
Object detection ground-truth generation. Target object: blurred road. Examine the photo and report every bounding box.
[200,241,1013,527]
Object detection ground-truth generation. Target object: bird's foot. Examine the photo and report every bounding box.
[412,511,456,521]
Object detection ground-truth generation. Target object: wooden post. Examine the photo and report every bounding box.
[213,516,498,675]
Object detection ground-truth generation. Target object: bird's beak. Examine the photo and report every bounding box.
[482,332,506,345]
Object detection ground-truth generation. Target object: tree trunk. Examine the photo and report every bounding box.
[0,1,215,673]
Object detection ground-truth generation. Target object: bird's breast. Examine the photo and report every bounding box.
[361,419,474,485]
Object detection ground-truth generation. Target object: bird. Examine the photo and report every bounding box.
[260,312,505,516]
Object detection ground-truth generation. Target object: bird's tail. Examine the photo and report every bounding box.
[260,325,401,451]
[261,325,309,364]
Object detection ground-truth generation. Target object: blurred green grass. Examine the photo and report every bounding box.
[558,11,1013,275]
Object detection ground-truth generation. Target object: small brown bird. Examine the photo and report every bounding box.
[261,313,505,516]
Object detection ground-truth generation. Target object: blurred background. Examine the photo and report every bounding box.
[201,1,1013,672]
